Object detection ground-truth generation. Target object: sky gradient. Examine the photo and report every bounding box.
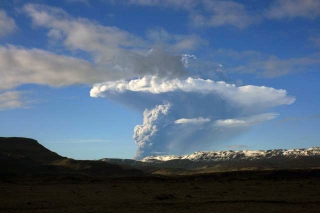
[0,0,319,159]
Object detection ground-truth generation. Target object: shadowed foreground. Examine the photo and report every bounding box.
[1,170,319,213]
[0,137,319,212]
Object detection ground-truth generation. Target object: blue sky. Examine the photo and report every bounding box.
[0,0,319,159]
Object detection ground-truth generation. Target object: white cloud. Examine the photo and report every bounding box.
[91,76,295,108]
[0,45,114,90]
[266,0,320,19]
[24,4,145,62]
[24,3,205,57]
[0,10,17,38]
[215,113,278,128]
[0,91,26,110]
[175,117,211,124]
[0,49,188,94]
[0,46,189,93]
[23,5,194,81]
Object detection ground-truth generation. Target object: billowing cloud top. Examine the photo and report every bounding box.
[90,76,295,107]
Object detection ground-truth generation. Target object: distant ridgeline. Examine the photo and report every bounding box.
[101,147,320,170]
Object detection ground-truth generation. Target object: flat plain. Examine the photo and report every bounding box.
[1,170,319,213]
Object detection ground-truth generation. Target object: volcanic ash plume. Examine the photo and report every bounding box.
[133,103,172,159]
[91,75,295,159]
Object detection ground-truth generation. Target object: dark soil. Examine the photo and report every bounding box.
[0,170,319,213]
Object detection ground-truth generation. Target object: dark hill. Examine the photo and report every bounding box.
[0,137,63,164]
[0,137,142,177]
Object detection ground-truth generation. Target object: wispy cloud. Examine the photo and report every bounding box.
[0,91,26,110]
[211,49,320,78]
[190,0,259,29]
[21,4,202,83]
[146,27,207,52]
[111,0,320,29]
[175,117,211,125]
[266,0,320,19]
[215,113,279,128]
[24,4,145,62]
[0,10,17,37]
[116,0,257,29]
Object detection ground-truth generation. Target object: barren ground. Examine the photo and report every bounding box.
[1,170,319,213]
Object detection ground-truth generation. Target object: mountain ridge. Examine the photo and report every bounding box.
[101,147,320,172]
[141,147,320,162]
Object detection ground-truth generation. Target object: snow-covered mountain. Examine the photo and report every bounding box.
[141,147,320,162]
[100,147,320,171]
